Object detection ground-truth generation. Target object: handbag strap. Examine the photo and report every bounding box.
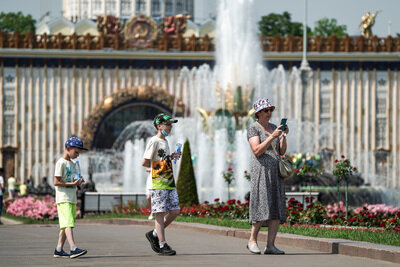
[256,122,281,157]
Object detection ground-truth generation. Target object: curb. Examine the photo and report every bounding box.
[78,218,400,264]
[0,217,23,225]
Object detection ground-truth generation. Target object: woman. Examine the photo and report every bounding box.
[246,98,289,255]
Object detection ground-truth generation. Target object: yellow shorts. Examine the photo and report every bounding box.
[57,202,76,230]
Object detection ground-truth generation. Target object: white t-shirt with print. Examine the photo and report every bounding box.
[0,176,4,196]
[143,136,176,190]
[54,157,79,204]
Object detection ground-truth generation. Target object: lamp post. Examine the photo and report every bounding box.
[300,0,313,122]
[300,0,310,70]
[300,0,313,149]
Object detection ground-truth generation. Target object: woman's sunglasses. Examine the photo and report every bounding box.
[262,108,274,113]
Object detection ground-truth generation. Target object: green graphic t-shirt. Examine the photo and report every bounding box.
[143,136,176,190]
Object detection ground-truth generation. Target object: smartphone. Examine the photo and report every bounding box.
[280,118,287,131]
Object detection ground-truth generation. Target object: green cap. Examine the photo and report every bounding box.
[153,113,178,128]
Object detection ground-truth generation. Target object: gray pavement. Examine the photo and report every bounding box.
[0,223,398,267]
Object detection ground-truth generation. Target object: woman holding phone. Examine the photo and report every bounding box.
[246,98,289,255]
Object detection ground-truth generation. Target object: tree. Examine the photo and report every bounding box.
[313,18,347,37]
[258,11,311,37]
[176,139,199,207]
[0,12,36,33]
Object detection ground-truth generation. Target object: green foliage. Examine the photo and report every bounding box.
[301,202,327,225]
[244,170,251,182]
[222,167,234,185]
[258,11,311,37]
[295,154,323,177]
[177,139,199,206]
[333,155,357,180]
[313,17,347,37]
[0,12,36,33]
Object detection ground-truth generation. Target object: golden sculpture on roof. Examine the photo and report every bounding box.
[359,10,381,38]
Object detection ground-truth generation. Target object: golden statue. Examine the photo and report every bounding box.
[359,10,381,37]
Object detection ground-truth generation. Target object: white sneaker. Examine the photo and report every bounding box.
[264,246,285,255]
[246,242,261,254]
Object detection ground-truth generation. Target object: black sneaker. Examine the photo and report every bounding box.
[159,243,176,256]
[53,249,70,258]
[145,230,160,253]
[69,248,87,259]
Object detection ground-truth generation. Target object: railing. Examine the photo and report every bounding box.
[80,191,317,218]
[0,31,214,52]
[81,192,147,217]
[0,31,399,52]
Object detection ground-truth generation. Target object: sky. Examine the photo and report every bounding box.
[0,0,399,37]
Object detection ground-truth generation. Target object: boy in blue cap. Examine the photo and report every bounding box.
[143,113,181,256]
[53,137,88,259]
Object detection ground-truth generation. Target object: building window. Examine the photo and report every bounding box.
[94,0,102,11]
[3,115,14,145]
[136,0,146,14]
[377,98,386,114]
[176,0,184,14]
[320,97,330,115]
[4,95,14,112]
[376,118,386,148]
[106,0,116,15]
[81,0,88,18]
[186,0,193,15]
[165,0,173,16]
[151,0,161,16]
[121,0,131,14]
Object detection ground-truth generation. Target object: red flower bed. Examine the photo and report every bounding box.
[115,198,400,232]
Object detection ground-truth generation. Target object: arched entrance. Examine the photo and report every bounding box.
[81,85,185,149]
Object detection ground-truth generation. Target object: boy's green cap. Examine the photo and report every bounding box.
[153,113,178,127]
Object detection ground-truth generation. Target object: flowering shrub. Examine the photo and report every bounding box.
[333,155,357,180]
[180,198,249,219]
[113,197,399,233]
[286,197,303,223]
[222,168,234,185]
[113,200,151,216]
[244,170,251,182]
[296,157,323,177]
[6,195,58,220]
[114,198,249,220]
[287,197,328,225]
[326,201,346,224]
[222,168,235,199]
[290,153,323,176]
[302,201,327,225]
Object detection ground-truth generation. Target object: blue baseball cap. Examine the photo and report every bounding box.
[65,137,88,150]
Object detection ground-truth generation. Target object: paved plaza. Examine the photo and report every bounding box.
[0,222,397,267]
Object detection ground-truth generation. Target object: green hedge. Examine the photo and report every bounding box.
[177,139,199,206]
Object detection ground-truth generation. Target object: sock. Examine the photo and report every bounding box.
[159,241,166,248]
[71,245,77,251]
[152,229,157,238]
[56,246,62,252]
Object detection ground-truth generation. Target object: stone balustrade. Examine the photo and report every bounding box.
[0,31,399,52]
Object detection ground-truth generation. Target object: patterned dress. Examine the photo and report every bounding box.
[247,122,286,224]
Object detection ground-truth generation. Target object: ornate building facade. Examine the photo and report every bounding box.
[0,32,399,189]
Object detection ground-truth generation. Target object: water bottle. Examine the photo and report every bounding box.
[173,143,182,164]
[75,160,81,181]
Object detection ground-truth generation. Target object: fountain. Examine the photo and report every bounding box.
[111,0,305,202]
[75,0,398,207]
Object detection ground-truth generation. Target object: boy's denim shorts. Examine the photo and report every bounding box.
[57,202,76,230]
[149,189,180,213]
